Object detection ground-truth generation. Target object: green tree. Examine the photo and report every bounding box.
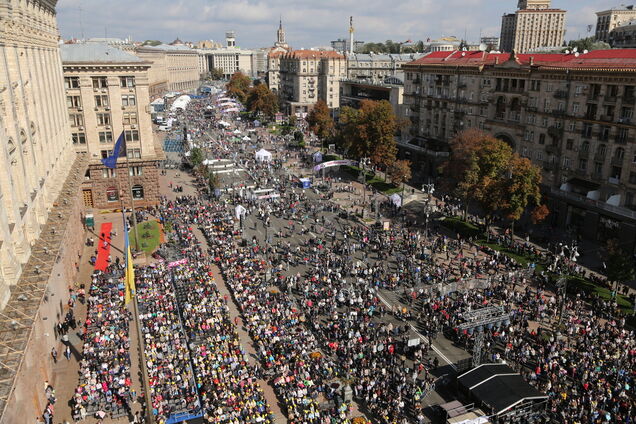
[245,84,279,120]
[307,100,335,148]
[338,100,398,171]
[497,154,543,235]
[288,114,297,127]
[564,37,610,52]
[142,40,162,46]
[208,172,220,192]
[210,67,224,80]
[226,71,251,103]
[189,147,204,167]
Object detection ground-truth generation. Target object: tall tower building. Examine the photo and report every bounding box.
[500,0,566,52]
[226,31,236,48]
[274,18,288,49]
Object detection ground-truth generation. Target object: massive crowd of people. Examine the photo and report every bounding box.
[68,90,635,424]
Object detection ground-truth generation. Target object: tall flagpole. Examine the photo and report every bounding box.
[124,150,141,251]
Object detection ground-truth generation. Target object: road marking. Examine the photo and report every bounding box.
[376,292,457,371]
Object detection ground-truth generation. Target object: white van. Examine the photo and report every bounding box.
[155,116,165,125]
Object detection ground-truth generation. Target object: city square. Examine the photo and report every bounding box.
[0,1,635,423]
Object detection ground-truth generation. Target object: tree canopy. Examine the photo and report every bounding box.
[337,100,398,170]
[189,147,204,167]
[142,40,162,46]
[306,100,335,143]
[605,239,636,287]
[445,129,543,227]
[564,37,610,52]
[388,159,412,185]
[210,68,224,80]
[245,84,278,120]
[359,40,424,54]
[226,71,251,103]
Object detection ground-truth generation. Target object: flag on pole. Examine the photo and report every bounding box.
[101,132,127,169]
[123,215,136,304]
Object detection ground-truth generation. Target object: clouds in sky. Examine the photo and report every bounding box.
[56,0,618,48]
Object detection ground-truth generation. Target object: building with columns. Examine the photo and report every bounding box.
[500,0,566,53]
[402,49,636,250]
[0,0,76,306]
[0,1,90,422]
[61,43,160,210]
[134,44,200,96]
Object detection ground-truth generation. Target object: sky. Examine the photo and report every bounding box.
[56,0,618,49]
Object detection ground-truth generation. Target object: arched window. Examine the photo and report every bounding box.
[19,129,27,144]
[106,187,119,202]
[132,184,144,199]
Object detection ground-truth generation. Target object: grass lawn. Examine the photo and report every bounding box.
[567,276,633,312]
[129,220,162,254]
[343,166,402,194]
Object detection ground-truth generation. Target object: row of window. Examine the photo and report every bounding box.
[101,166,143,178]
[105,184,144,202]
[66,94,137,109]
[69,112,138,127]
[71,131,140,145]
[64,76,136,89]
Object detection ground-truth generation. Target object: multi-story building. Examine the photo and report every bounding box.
[135,44,199,95]
[267,51,283,92]
[331,38,365,53]
[0,0,78,304]
[402,49,636,249]
[346,53,424,83]
[0,1,89,422]
[278,50,347,115]
[61,43,160,210]
[202,32,254,79]
[500,0,566,53]
[609,20,636,48]
[596,5,636,44]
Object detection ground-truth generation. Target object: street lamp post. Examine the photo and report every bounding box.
[556,243,579,326]
[359,158,369,219]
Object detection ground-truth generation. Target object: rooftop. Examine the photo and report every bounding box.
[283,50,345,59]
[406,49,636,70]
[60,43,144,63]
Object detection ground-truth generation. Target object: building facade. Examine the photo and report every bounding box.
[346,53,424,83]
[277,50,347,115]
[0,2,90,422]
[134,44,199,94]
[500,0,566,53]
[595,5,636,44]
[0,0,76,305]
[608,20,636,48]
[402,49,636,249]
[61,43,160,210]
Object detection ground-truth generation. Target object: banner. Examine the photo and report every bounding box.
[168,258,188,268]
[313,160,358,172]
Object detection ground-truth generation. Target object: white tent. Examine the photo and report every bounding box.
[312,151,323,163]
[233,129,242,134]
[242,135,251,141]
[222,107,240,113]
[218,101,237,107]
[255,149,272,162]
[217,97,232,102]
[234,204,247,219]
[218,121,231,127]
[170,95,191,111]
[390,193,402,208]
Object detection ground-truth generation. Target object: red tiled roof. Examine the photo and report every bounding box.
[406,49,636,70]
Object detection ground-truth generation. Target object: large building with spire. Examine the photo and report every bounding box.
[274,18,289,50]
